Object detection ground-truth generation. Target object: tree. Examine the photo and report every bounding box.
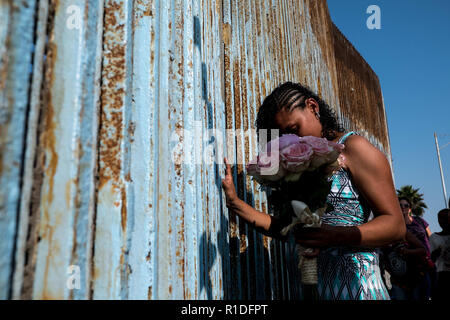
[396,185,428,217]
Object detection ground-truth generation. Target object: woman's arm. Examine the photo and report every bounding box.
[226,198,288,239]
[343,135,406,246]
[425,227,432,238]
[400,231,427,258]
[295,135,406,248]
[221,157,286,239]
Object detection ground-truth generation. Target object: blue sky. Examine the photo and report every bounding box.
[327,0,450,233]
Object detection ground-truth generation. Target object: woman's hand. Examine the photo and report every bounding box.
[220,157,274,233]
[221,157,239,207]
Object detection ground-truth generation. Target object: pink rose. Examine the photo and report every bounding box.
[300,136,333,169]
[300,136,332,155]
[300,136,344,169]
[280,142,313,172]
[265,134,300,154]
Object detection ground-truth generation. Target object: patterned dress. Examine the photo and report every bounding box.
[317,131,390,300]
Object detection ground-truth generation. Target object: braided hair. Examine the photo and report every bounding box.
[255,82,344,142]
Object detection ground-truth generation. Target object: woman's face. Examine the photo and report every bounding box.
[399,199,412,218]
[274,99,322,138]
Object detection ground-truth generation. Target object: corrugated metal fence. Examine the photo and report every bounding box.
[0,0,391,299]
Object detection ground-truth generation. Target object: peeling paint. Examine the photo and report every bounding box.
[1,0,391,300]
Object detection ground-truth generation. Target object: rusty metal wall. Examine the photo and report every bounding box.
[0,0,391,300]
[0,0,40,300]
[332,23,392,162]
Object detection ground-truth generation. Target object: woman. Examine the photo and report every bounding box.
[385,227,429,299]
[399,197,432,253]
[221,82,405,300]
[397,197,433,299]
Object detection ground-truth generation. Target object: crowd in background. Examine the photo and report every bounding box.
[380,198,450,301]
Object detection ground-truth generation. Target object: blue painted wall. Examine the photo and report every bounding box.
[0,0,390,300]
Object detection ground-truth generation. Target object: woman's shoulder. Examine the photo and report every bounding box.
[340,133,388,171]
[334,132,377,155]
[412,216,429,228]
[342,133,373,148]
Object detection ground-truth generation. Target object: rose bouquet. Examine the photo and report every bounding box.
[246,134,344,286]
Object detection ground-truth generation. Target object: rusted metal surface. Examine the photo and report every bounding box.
[26,0,103,300]
[0,0,38,300]
[2,0,104,300]
[92,0,132,300]
[0,0,392,300]
[332,23,392,161]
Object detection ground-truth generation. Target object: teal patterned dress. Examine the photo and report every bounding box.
[317,131,390,300]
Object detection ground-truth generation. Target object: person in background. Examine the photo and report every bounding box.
[429,208,450,300]
[398,197,434,299]
[386,230,428,300]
